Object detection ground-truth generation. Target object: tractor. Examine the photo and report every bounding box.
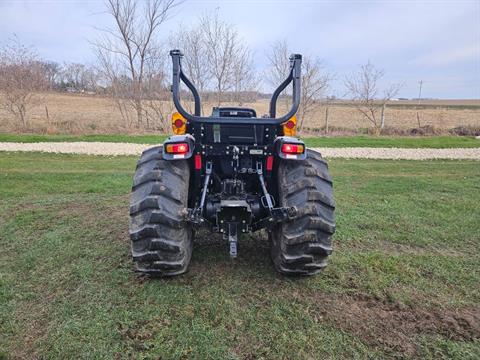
[129,50,335,276]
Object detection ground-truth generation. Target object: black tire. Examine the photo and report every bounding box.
[129,146,193,276]
[271,149,336,275]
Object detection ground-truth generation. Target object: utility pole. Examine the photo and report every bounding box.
[416,80,423,127]
[417,80,423,105]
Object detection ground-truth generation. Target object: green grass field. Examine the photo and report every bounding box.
[0,153,479,359]
[1,133,479,148]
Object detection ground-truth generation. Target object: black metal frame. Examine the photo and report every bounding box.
[170,49,302,125]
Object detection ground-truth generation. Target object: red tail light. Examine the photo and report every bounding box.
[281,143,304,154]
[266,155,274,171]
[194,154,202,170]
[165,142,189,154]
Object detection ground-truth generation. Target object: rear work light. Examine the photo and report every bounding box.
[281,143,304,154]
[165,142,189,154]
[282,114,297,136]
[171,112,187,135]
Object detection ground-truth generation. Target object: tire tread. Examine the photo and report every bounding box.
[129,147,192,276]
[271,149,336,276]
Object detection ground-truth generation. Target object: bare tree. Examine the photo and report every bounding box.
[297,56,331,132]
[0,37,47,128]
[61,62,86,90]
[58,62,100,92]
[232,47,257,105]
[199,12,250,105]
[266,40,290,109]
[266,40,290,88]
[170,26,210,96]
[81,66,101,92]
[96,50,136,127]
[94,0,178,127]
[345,62,402,133]
[143,56,171,131]
[267,41,331,131]
[169,25,211,114]
[38,61,61,90]
[171,14,256,107]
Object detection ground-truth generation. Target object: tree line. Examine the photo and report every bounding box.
[0,0,401,133]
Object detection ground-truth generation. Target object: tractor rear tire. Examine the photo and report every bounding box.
[129,146,193,276]
[271,149,336,275]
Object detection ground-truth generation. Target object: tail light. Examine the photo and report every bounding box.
[281,143,304,154]
[282,114,297,136]
[165,142,189,154]
[266,155,274,171]
[171,112,187,135]
[194,154,202,170]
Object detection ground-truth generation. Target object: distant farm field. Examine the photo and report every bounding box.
[0,92,479,135]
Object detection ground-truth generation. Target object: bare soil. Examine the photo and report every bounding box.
[306,292,480,357]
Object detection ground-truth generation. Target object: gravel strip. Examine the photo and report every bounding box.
[0,142,147,156]
[0,142,479,160]
[318,147,480,160]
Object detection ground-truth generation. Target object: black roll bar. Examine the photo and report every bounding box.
[170,49,302,125]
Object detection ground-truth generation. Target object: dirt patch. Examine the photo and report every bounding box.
[305,292,480,357]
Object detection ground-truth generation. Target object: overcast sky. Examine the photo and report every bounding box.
[0,0,479,99]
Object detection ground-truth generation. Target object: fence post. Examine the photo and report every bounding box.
[325,107,329,135]
[45,105,50,122]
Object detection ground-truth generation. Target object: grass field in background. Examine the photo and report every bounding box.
[0,133,479,148]
[0,152,479,358]
[1,93,479,135]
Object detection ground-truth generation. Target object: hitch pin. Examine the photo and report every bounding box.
[228,223,238,258]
